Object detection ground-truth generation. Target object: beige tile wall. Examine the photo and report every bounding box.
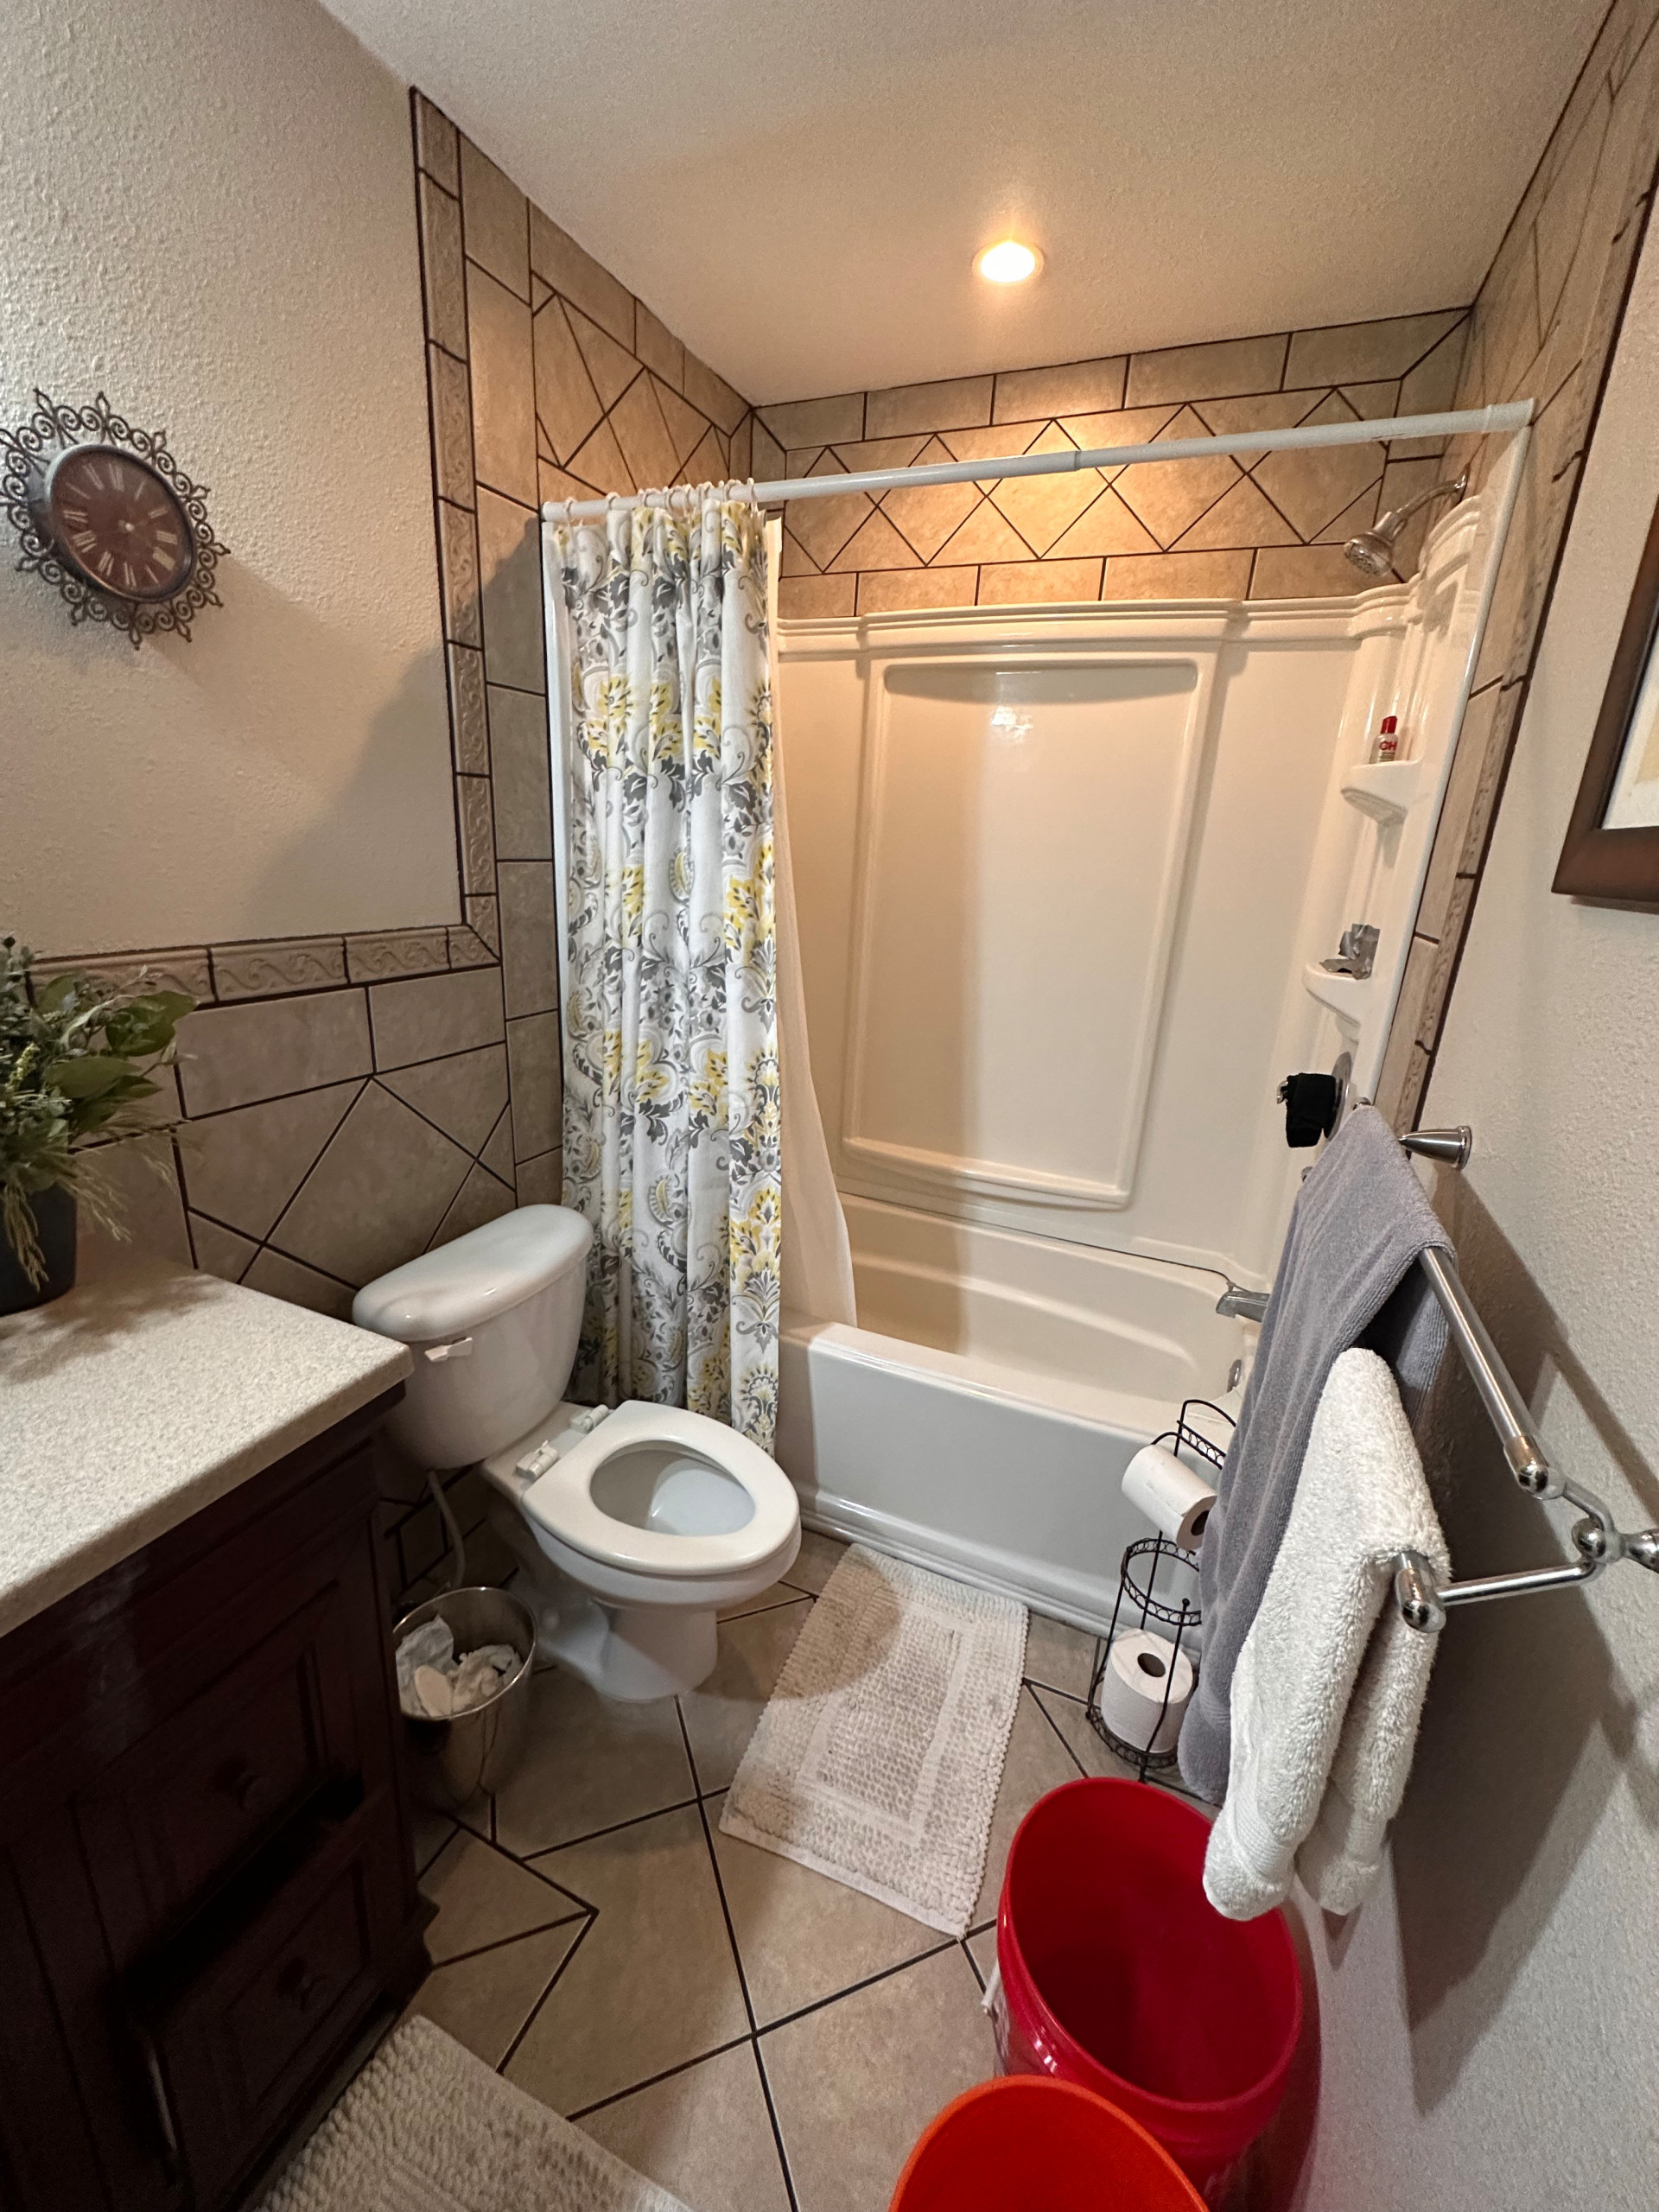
[1373,0,1659,1126]
[757,310,1472,618]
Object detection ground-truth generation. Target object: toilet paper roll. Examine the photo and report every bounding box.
[1094,1630,1194,1758]
[1122,1442,1217,1552]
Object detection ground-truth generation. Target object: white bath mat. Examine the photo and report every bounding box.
[720,1544,1027,1936]
[258,2015,690,2212]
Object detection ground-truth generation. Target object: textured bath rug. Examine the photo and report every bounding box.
[720,1543,1027,1935]
[257,2014,690,2212]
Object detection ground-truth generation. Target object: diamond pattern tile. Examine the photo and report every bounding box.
[988,426,1103,554]
[1113,405,1243,547]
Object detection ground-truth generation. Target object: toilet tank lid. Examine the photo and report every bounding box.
[352,1205,593,1343]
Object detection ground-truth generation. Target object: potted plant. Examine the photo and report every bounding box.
[1,937,194,1315]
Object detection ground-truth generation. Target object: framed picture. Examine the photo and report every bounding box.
[1554,493,1659,901]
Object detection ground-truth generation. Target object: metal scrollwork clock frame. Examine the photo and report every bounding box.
[0,390,228,647]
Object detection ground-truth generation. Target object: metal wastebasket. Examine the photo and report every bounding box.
[393,1585,536,1809]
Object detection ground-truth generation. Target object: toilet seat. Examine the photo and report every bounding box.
[519,1402,798,1580]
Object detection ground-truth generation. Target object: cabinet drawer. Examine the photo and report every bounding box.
[139,1787,405,2207]
[74,1573,367,1951]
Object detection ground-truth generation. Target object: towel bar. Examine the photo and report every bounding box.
[1390,1128,1659,1632]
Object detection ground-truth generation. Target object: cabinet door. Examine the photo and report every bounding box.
[73,1549,369,1957]
[137,1789,408,2209]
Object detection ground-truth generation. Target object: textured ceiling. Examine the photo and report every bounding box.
[320,0,1605,404]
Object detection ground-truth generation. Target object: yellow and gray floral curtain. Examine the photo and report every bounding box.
[548,491,780,1449]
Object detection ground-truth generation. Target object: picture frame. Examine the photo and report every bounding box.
[1554,492,1659,903]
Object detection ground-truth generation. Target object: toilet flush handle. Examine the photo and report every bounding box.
[422,1336,474,1362]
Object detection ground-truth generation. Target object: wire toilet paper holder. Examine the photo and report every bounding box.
[1086,1399,1232,1778]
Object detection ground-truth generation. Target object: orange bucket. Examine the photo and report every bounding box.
[889,2076,1206,2211]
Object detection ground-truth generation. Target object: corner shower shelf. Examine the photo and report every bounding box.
[1339,757,1424,822]
[1302,963,1372,1022]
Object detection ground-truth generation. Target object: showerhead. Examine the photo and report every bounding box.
[1344,470,1470,577]
[1344,529,1396,578]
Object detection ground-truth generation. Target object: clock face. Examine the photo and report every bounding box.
[42,443,195,601]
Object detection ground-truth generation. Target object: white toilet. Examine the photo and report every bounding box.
[353,1205,801,1700]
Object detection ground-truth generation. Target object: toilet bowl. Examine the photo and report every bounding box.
[353,1206,801,1700]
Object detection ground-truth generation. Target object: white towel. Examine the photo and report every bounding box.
[1204,1348,1450,1921]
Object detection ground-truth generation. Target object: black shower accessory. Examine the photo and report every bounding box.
[1278,1071,1342,1147]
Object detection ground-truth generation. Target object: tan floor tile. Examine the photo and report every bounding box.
[973,1685,1085,1923]
[1027,1683,1157,1785]
[410,1804,456,1876]
[493,1668,694,1855]
[1023,1612,1099,1700]
[507,1804,750,2113]
[780,1529,849,1595]
[409,1920,585,2069]
[710,1789,946,2026]
[720,1578,810,1621]
[761,1948,996,2212]
[680,1601,811,1793]
[578,2043,791,2212]
[964,1923,997,1986]
[421,1830,586,1962]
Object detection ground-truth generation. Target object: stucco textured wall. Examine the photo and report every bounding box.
[0,0,456,950]
[1291,182,1659,2212]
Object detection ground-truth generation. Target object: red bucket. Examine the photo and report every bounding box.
[890,2077,1205,2211]
[995,1779,1301,2198]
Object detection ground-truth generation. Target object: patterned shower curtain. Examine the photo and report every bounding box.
[548,491,781,1450]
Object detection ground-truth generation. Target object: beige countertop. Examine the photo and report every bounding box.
[0,1260,412,1640]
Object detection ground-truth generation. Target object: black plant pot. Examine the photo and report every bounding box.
[0,1186,78,1316]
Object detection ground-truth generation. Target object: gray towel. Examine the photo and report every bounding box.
[1179,1106,1452,1802]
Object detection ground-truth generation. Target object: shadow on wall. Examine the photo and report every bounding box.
[1389,1173,1659,2111]
[151,556,459,934]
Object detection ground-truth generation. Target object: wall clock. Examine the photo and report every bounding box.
[0,390,227,646]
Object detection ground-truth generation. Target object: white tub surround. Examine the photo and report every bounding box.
[774,459,1522,1623]
[0,1260,410,1637]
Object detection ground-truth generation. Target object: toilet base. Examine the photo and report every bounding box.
[489,1493,721,1700]
[541,1586,720,1701]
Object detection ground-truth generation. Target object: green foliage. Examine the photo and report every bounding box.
[1,938,194,1285]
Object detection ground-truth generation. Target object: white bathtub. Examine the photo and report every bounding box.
[773,1198,1251,1633]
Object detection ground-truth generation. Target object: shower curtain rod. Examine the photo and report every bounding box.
[541,401,1534,523]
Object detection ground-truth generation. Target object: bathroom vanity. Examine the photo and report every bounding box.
[0,1262,421,2212]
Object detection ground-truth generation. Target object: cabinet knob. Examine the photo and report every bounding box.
[216,1758,273,1815]
[280,1956,329,2013]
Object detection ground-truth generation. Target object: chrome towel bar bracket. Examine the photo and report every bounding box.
[1392,1128,1659,1632]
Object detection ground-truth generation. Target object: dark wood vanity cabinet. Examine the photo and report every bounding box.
[0,1390,429,2212]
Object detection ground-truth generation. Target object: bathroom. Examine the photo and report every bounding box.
[2,0,1656,2204]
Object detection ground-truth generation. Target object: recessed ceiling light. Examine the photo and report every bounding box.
[976,239,1042,284]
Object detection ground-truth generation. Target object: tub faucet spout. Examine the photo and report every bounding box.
[1216,1283,1270,1323]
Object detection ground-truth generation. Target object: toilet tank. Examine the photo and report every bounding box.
[352,1205,594,1470]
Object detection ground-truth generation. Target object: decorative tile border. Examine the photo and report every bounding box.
[760,311,1471,618]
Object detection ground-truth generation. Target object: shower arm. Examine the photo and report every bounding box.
[542,404,1533,523]
[1373,471,1469,539]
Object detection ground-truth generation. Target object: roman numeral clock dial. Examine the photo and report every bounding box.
[0,391,227,645]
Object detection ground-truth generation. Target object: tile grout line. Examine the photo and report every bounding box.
[563,2034,759,2124]
[519,1792,704,1862]
[425,1910,590,1972]
[677,1704,804,2212]
[494,1910,599,2076]
[1024,1677,1089,1780]
[755,1937,961,2040]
